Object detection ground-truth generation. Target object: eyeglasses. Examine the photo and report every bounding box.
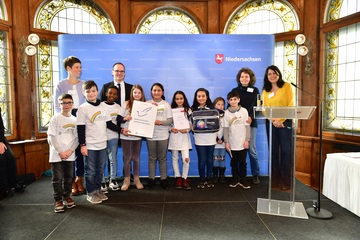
[114,70,125,73]
[60,101,73,106]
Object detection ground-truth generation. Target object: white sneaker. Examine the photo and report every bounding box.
[109,180,120,191]
[101,183,108,194]
[87,191,102,204]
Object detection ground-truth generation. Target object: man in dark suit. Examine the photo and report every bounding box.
[99,62,133,106]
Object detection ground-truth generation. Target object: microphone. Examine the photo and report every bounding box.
[290,82,320,101]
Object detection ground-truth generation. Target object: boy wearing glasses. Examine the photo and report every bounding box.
[47,94,79,213]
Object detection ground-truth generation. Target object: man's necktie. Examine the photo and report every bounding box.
[117,83,121,106]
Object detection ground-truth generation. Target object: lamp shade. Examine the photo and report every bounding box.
[298,45,308,56]
[295,34,306,45]
[25,45,37,56]
[28,33,40,45]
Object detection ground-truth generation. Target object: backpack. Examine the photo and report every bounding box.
[192,109,220,133]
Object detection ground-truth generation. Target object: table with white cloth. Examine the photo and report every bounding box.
[323,152,360,217]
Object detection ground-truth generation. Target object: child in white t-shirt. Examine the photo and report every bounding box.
[168,91,192,190]
[48,94,78,213]
[223,91,251,189]
[146,83,173,190]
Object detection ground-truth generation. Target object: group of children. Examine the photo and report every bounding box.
[48,70,260,213]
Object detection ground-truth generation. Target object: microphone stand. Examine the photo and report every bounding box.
[291,83,332,219]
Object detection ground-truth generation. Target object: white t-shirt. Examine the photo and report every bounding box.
[47,113,78,163]
[104,102,122,140]
[223,107,249,150]
[77,101,111,150]
[146,99,172,141]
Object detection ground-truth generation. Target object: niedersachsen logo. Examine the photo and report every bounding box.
[215,54,262,64]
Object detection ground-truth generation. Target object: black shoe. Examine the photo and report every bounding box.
[160,179,169,190]
[252,176,260,185]
[147,178,156,190]
[15,184,26,192]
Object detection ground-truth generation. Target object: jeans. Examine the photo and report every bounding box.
[51,161,74,201]
[74,145,84,177]
[171,149,190,179]
[248,127,260,176]
[266,119,293,186]
[213,148,226,168]
[195,145,215,181]
[84,149,106,194]
[106,138,118,180]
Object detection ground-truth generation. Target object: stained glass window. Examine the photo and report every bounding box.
[225,0,299,85]
[0,3,11,135]
[136,7,201,34]
[35,0,114,131]
[324,0,360,135]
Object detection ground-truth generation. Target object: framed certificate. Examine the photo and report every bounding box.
[172,108,190,130]
[128,101,157,138]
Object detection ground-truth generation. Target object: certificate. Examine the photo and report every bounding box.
[128,101,157,138]
[172,108,190,130]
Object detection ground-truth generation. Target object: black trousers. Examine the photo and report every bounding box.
[0,142,17,195]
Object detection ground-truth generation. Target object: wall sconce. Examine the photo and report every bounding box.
[295,34,313,76]
[19,33,40,77]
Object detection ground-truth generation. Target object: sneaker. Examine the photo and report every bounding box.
[101,183,108,194]
[54,200,65,213]
[206,180,214,188]
[175,177,183,190]
[96,190,108,201]
[229,180,239,188]
[238,180,251,189]
[252,175,260,185]
[182,178,191,190]
[197,181,205,189]
[109,180,120,191]
[63,197,76,209]
[87,192,102,204]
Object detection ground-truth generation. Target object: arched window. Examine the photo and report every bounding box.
[324,0,360,135]
[136,7,201,34]
[225,0,300,85]
[34,0,114,131]
[0,2,13,135]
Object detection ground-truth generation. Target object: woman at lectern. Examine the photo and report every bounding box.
[262,65,294,191]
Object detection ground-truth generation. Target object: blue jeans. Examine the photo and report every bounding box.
[195,145,215,181]
[84,149,106,194]
[248,127,260,176]
[51,161,74,201]
[213,148,226,168]
[106,138,119,180]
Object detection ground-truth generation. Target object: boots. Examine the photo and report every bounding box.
[75,176,86,194]
[219,167,226,184]
[212,167,219,183]
[121,177,131,191]
[71,179,78,196]
[134,176,143,190]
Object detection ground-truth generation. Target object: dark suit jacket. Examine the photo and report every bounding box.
[99,81,133,105]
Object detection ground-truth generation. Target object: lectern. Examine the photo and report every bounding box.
[254,106,316,219]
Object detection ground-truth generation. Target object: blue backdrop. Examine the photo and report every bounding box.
[58,34,274,177]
